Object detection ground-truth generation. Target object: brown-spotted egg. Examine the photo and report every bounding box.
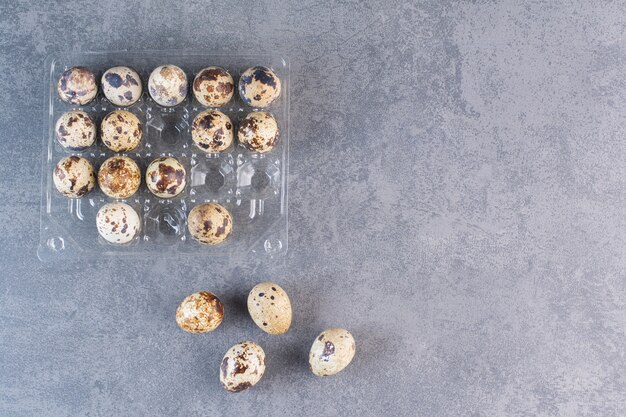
[101,110,142,152]
[220,341,266,392]
[148,65,188,107]
[191,110,233,153]
[145,157,186,198]
[55,111,96,150]
[193,66,234,107]
[187,203,232,245]
[53,156,96,198]
[247,282,292,335]
[96,202,140,244]
[309,328,356,376]
[57,66,98,105]
[238,66,281,108]
[102,66,142,107]
[237,111,279,153]
[175,291,224,333]
[98,156,141,199]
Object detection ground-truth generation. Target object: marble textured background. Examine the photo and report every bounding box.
[0,1,624,416]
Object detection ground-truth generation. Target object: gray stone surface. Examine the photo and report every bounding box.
[0,1,625,416]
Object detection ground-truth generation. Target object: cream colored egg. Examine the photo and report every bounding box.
[57,66,98,105]
[145,157,186,198]
[220,341,266,392]
[309,328,356,376]
[96,202,140,244]
[55,111,96,150]
[101,110,142,152]
[191,109,233,153]
[175,291,224,333]
[247,282,292,335]
[53,156,96,198]
[237,111,279,153]
[102,66,142,107]
[148,65,188,107]
[238,66,281,108]
[98,156,141,199]
[193,66,234,107]
[187,203,232,245]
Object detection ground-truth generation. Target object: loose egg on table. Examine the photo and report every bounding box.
[191,109,233,153]
[220,341,266,393]
[101,66,142,107]
[193,66,234,107]
[247,282,292,335]
[145,157,186,198]
[55,111,96,150]
[96,201,140,244]
[309,328,356,377]
[57,66,98,105]
[187,203,233,245]
[238,66,281,108]
[98,156,141,199]
[148,65,188,107]
[237,111,279,153]
[100,110,142,152]
[175,291,224,334]
[53,156,96,198]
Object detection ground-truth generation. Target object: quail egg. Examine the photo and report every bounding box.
[101,110,142,152]
[102,66,142,107]
[55,111,96,150]
[237,111,279,153]
[148,65,188,107]
[187,203,232,245]
[309,328,356,376]
[98,156,141,199]
[145,157,186,198]
[191,110,233,153]
[57,66,98,105]
[53,156,96,198]
[238,66,281,108]
[96,202,140,244]
[220,341,266,393]
[175,291,224,333]
[193,66,234,107]
[247,282,292,335]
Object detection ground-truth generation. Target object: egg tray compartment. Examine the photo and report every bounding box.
[38,51,289,261]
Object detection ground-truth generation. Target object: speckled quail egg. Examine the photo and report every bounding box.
[237,111,279,153]
[193,66,234,107]
[101,66,142,107]
[220,341,266,393]
[175,291,224,334]
[187,203,232,245]
[96,202,140,244]
[148,65,188,107]
[101,110,142,152]
[55,111,96,150]
[191,110,233,153]
[57,66,98,105]
[309,328,356,376]
[238,66,281,108]
[145,157,186,198]
[247,282,292,335]
[53,156,96,198]
[98,156,141,199]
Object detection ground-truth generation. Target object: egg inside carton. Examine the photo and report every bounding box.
[38,52,289,261]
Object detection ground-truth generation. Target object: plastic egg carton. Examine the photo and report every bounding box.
[38,51,289,261]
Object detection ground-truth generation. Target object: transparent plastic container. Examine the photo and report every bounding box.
[38,51,289,261]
